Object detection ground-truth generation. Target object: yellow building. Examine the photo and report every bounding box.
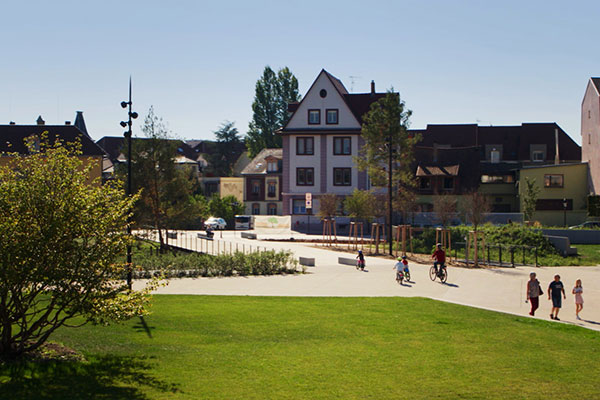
[518,163,589,226]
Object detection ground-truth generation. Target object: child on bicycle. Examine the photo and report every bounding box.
[393,256,410,282]
[356,250,365,271]
[432,243,446,276]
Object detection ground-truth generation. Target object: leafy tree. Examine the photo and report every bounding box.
[0,139,154,358]
[209,121,242,176]
[246,66,300,157]
[460,191,491,231]
[344,189,375,222]
[121,106,205,248]
[207,195,245,228]
[317,194,339,220]
[393,189,418,225]
[433,194,457,228]
[357,91,419,254]
[522,177,540,223]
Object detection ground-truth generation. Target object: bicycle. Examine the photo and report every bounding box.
[429,264,447,283]
[395,270,404,284]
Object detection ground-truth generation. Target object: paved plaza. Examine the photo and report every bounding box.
[136,230,600,331]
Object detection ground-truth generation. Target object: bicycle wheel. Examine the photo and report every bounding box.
[439,267,448,283]
[429,266,437,281]
[404,271,410,281]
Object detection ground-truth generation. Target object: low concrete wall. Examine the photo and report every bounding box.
[299,257,315,267]
[338,257,356,266]
[542,229,600,244]
[545,235,577,256]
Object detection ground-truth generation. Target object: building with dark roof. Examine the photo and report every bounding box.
[96,136,208,178]
[412,123,583,216]
[0,112,105,184]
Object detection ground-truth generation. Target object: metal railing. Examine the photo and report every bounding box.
[454,242,538,267]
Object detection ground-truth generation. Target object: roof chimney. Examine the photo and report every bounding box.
[370,80,375,94]
[36,115,45,125]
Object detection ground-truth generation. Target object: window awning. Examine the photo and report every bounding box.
[416,165,459,177]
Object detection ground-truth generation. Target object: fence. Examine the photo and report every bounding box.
[454,241,538,267]
[137,229,273,256]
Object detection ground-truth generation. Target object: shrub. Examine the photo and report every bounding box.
[132,249,301,278]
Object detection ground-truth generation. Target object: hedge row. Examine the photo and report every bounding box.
[132,249,301,278]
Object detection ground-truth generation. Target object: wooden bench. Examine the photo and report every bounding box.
[299,257,315,267]
[197,233,213,241]
[241,232,257,239]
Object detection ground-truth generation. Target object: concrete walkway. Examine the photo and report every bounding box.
[135,230,600,332]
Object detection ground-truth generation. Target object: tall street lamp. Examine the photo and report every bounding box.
[120,77,138,290]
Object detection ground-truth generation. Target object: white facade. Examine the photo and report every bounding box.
[282,69,382,215]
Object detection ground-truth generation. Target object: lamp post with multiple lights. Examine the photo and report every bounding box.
[120,78,138,290]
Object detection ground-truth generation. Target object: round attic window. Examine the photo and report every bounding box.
[319,89,327,98]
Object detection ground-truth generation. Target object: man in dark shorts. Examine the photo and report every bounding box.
[548,274,566,320]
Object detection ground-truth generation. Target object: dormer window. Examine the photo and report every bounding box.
[267,160,278,172]
[326,109,338,124]
[308,109,320,125]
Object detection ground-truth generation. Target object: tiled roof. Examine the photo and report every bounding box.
[0,124,105,156]
[412,123,580,162]
[241,148,282,175]
[344,93,387,124]
[591,78,600,94]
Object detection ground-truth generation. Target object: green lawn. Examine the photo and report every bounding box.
[2,296,599,399]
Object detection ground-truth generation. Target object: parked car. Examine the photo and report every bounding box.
[568,221,600,229]
[204,217,227,230]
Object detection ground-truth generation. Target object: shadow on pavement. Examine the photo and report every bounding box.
[442,282,460,288]
[582,319,600,326]
[0,355,179,400]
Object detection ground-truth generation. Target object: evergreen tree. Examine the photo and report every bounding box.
[209,121,241,176]
[246,66,300,157]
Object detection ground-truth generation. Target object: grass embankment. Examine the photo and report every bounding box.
[3,296,599,399]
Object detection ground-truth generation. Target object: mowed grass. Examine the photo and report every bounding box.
[4,296,600,399]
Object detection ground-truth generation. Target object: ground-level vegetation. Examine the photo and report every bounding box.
[3,296,598,399]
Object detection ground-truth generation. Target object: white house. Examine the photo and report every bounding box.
[279,69,387,215]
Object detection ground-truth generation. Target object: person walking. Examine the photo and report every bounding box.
[572,279,584,320]
[548,275,566,320]
[356,250,365,271]
[526,272,542,316]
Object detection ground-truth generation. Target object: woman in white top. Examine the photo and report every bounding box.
[572,279,584,320]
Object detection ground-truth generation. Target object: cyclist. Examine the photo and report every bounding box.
[432,243,446,277]
[393,257,404,281]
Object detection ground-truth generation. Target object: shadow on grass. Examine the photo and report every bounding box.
[133,316,155,338]
[0,355,179,400]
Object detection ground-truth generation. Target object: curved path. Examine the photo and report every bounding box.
[135,230,600,331]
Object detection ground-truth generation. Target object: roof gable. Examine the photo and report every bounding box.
[283,70,361,130]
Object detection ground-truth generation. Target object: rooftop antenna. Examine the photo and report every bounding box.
[349,75,362,92]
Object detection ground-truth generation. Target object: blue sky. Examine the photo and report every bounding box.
[1,0,598,144]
